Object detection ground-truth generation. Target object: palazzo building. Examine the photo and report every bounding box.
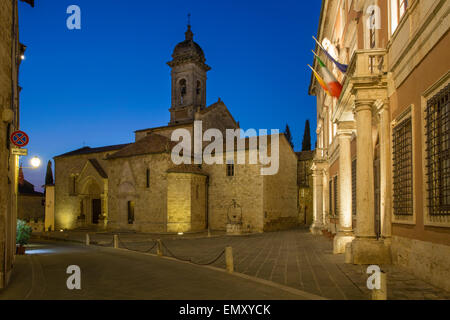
[309,0,450,291]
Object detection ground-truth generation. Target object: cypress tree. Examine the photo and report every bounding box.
[45,160,54,186]
[302,120,312,151]
[284,124,294,149]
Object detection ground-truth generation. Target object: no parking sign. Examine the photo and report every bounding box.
[10,130,29,148]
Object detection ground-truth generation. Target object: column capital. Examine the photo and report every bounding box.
[354,99,375,112]
[337,121,356,136]
[375,99,390,114]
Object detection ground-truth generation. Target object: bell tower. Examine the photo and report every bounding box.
[167,22,211,124]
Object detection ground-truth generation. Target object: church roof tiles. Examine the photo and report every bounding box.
[107,134,176,160]
[54,144,130,159]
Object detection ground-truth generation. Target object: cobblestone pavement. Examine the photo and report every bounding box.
[37,227,450,300]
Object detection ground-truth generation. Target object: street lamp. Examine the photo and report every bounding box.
[21,156,42,169]
[30,156,41,169]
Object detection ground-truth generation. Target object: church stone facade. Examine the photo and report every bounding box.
[53,25,299,234]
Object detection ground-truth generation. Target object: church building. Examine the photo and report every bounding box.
[52,25,299,234]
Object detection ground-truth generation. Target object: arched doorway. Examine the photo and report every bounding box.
[81,179,102,225]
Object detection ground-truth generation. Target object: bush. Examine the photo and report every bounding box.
[16,219,32,246]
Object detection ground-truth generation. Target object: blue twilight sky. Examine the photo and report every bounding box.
[17,0,321,190]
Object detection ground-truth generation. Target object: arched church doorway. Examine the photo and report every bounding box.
[81,179,102,225]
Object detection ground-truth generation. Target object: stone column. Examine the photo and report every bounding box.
[333,124,355,254]
[350,100,391,264]
[322,170,329,228]
[378,103,392,240]
[310,167,324,235]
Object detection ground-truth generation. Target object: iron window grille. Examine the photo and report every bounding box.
[352,159,357,216]
[393,116,413,216]
[425,84,450,216]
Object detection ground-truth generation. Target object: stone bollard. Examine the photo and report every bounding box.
[114,235,119,249]
[86,233,90,246]
[372,271,387,300]
[157,239,163,256]
[344,242,352,264]
[225,246,234,273]
[208,228,211,238]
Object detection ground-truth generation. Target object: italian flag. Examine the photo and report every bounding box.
[315,55,343,98]
[308,65,329,96]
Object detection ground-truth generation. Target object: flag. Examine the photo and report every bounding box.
[314,55,343,98]
[308,65,329,96]
[313,36,348,73]
[20,0,34,7]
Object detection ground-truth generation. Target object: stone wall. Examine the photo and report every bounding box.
[0,0,19,289]
[107,153,171,232]
[391,235,450,292]
[167,173,206,232]
[297,152,314,226]
[18,194,44,221]
[263,136,298,231]
[45,185,55,231]
[54,151,111,230]
[204,151,264,233]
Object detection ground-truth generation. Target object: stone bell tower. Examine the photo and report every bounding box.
[167,23,211,124]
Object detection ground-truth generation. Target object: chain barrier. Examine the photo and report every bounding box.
[85,234,225,266]
[118,237,158,253]
[94,239,115,247]
[160,240,225,266]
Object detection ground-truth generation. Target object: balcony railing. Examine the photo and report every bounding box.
[346,49,387,80]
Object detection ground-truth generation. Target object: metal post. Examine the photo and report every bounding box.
[225,246,234,273]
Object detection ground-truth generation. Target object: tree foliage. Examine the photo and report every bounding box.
[284,124,294,149]
[302,120,312,151]
[45,160,54,185]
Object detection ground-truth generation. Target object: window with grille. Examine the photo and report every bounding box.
[352,159,356,216]
[393,116,413,216]
[425,84,450,216]
[333,176,338,216]
[329,180,333,215]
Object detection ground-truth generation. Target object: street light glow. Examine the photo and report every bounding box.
[30,156,41,168]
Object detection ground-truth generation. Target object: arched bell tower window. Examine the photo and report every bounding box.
[196,80,202,105]
[196,81,202,95]
[179,79,187,105]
